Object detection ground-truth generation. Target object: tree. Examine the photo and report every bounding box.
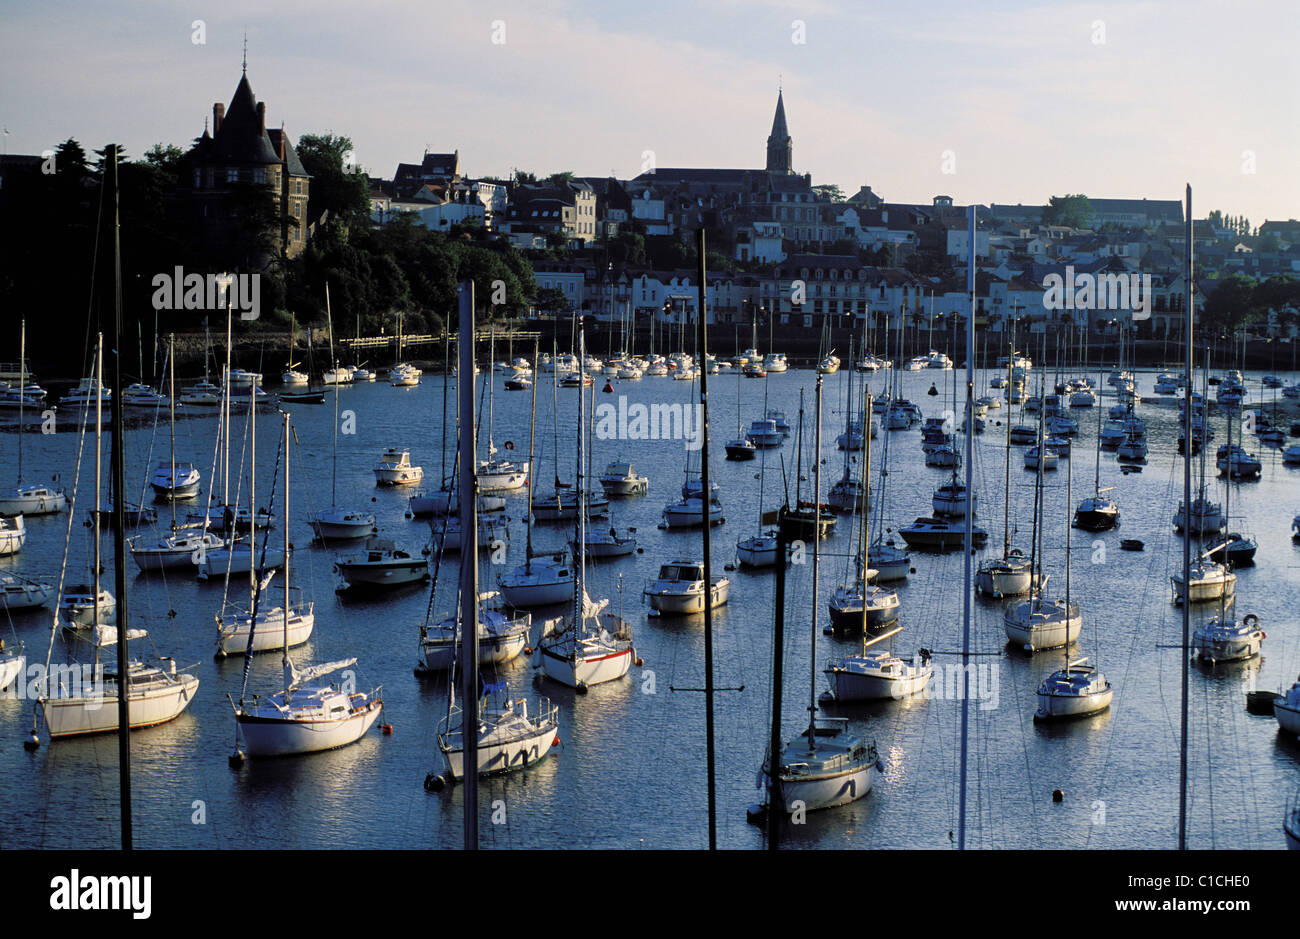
[546,171,575,186]
[813,184,845,203]
[1042,193,1093,229]
[535,286,571,315]
[143,143,184,180]
[297,132,371,225]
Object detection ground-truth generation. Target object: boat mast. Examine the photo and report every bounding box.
[456,281,480,847]
[16,319,24,484]
[281,412,290,694]
[168,332,177,531]
[441,325,449,486]
[859,390,872,638]
[695,228,717,849]
[525,339,539,568]
[1001,348,1013,559]
[575,327,587,647]
[224,291,233,511]
[958,205,976,849]
[106,145,133,851]
[1178,185,1193,850]
[248,377,256,600]
[808,374,824,750]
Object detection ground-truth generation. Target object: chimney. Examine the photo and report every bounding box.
[213,103,224,133]
[257,102,266,135]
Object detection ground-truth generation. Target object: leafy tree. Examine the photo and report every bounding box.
[1042,193,1093,229]
[546,171,575,186]
[813,184,845,203]
[535,286,571,314]
[143,143,185,181]
[297,133,370,225]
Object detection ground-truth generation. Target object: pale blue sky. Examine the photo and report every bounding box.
[2,0,1296,224]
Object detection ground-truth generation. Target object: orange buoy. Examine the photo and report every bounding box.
[552,737,561,747]
[382,724,394,735]
[524,646,533,655]
[635,657,644,667]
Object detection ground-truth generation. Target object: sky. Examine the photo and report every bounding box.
[2,0,1297,225]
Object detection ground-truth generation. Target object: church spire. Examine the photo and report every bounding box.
[766,89,792,174]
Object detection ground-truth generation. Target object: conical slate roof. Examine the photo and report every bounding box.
[210,74,281,165]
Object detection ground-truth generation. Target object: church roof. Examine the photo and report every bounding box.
[769,90,790,141]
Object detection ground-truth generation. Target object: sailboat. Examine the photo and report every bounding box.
[1171,382,1236,604]
[214,413,314,657]
[1206,408,1258,568]
[776,391,835,541]
[736,434,781,569]
[311,318,377,540]
[535,329,635,691]
[866,326,911,582]
[148,336,201,501]
[823,625,933,702]
[1003,399,1080,651]
[230,413,382,759]
[828,392,899,632]
[1073,366,1120,531]
[1034,433,1113,719]
[281,313,309,385]
[0,319,67,517]
[977,355,1038,596]
[724,357,757,461]
[477,327,529,492]
[499,350,575,608]
[761,374,878,812]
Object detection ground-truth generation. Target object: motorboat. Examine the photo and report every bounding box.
[334,538,428,590]
[899,515,987,551]
[643,560,730,615]
[311,506,377,541]
[598,461,649,496]
[374,448,424,487]
[150,461,201,500]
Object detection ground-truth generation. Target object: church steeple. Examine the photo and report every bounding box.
[766,89,792,174]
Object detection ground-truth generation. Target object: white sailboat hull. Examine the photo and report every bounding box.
[736,536,780,568]
[1035,685,1113,718]
[773,763,874,812]
[237,701,382,756]
[420,628,529,671]
[41,673,198,738]
[827,667,930,701]
[439,716,557,780]
[538,639,633,689]
[217,609,315,656]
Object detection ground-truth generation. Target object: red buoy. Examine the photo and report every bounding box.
[382,724,394,736]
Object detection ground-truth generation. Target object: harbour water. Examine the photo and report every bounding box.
[1,364,1297,849]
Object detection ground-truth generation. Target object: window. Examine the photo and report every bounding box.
[254,167,266,184]
[226,167,239,184]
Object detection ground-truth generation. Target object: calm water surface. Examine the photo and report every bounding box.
[1,363,1298,849]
